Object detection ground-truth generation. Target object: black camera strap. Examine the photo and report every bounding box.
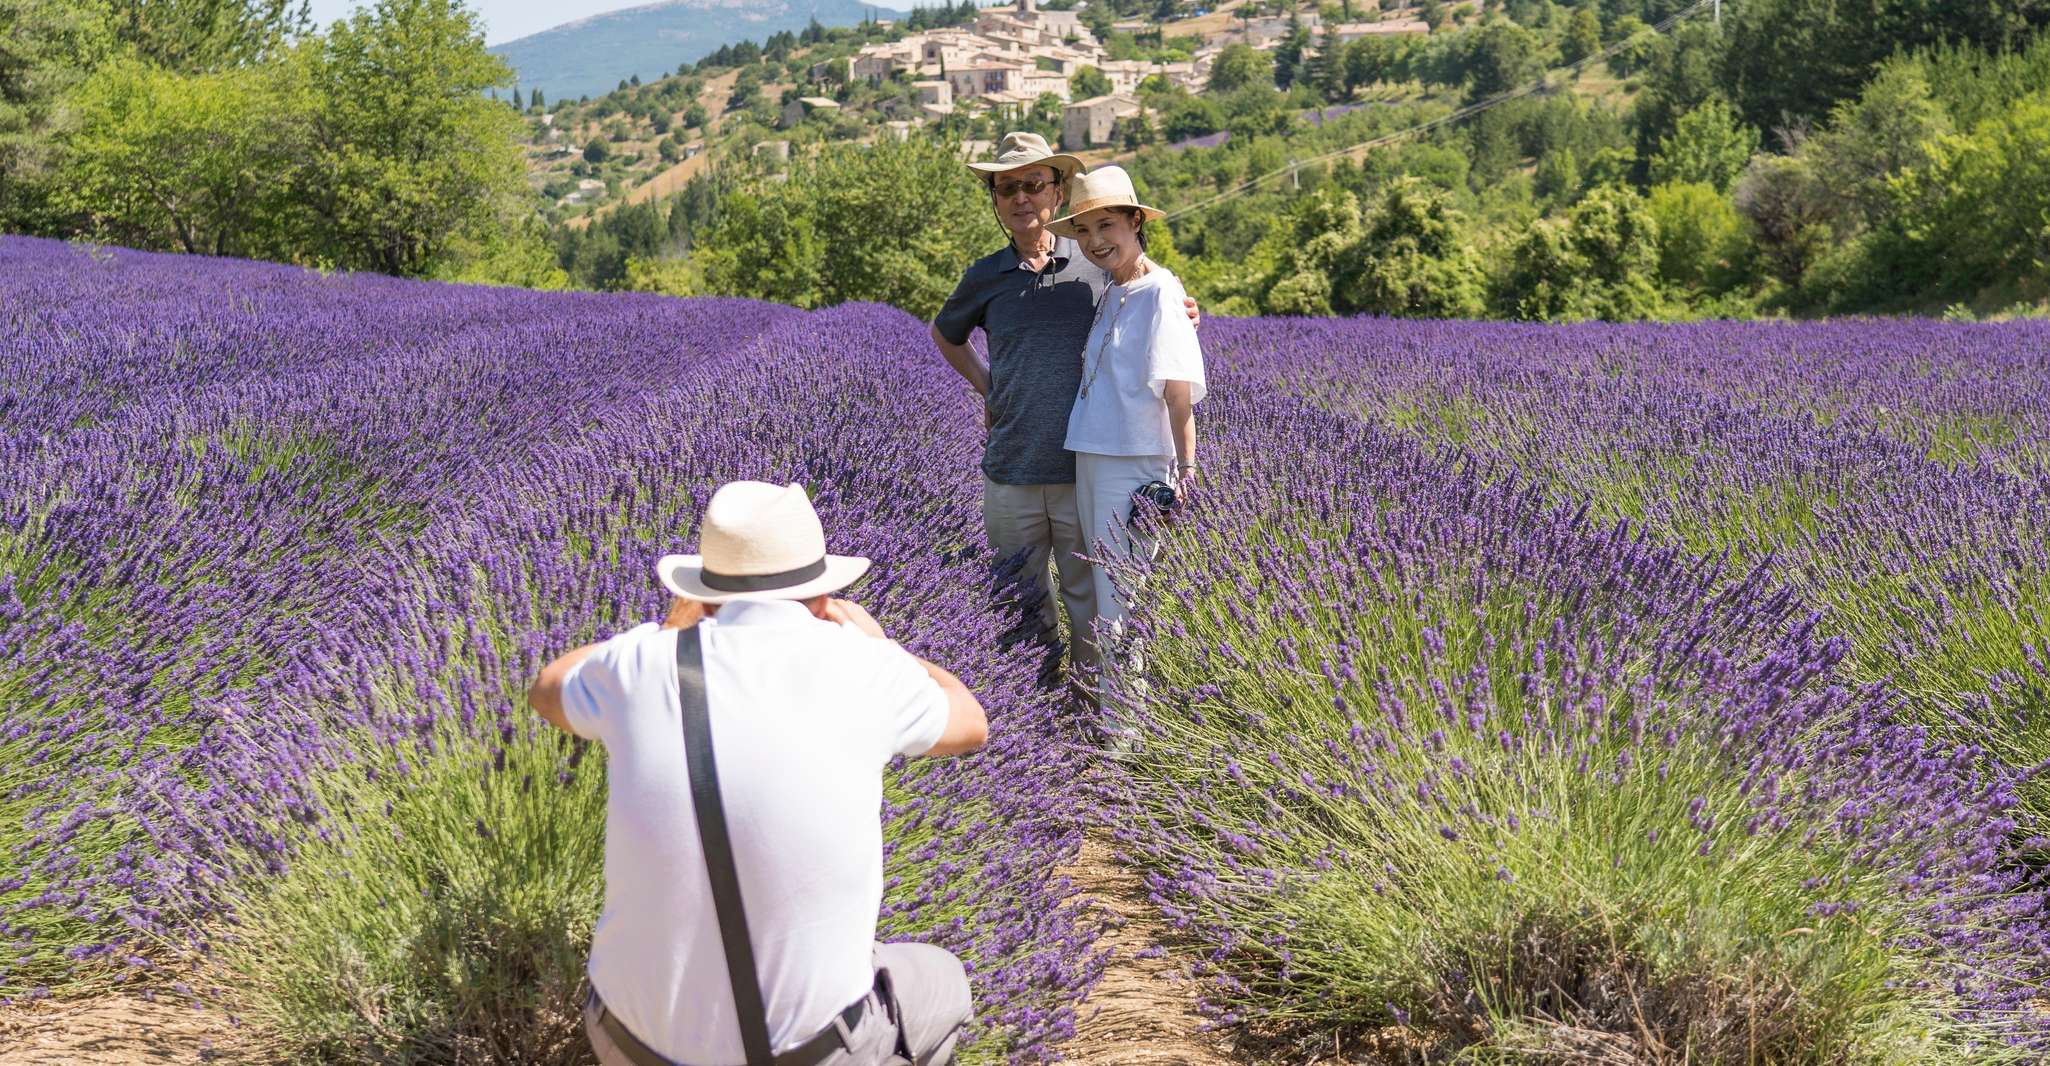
[676,625,775,1066]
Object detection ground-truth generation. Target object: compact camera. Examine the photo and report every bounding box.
[1128,479,1178,522]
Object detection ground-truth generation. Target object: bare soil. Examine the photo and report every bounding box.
[0,994,236,1065]
[1059,835,1240,1066]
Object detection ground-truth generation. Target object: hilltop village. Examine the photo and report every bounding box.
[521,0,1440,216]
[835,0,1426,148]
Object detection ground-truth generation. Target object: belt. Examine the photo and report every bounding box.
[590,990,866,1066]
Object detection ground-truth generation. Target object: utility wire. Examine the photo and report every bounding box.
[1161,0,1716,222]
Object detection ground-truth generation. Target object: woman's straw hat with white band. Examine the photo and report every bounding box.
[657,481,870,604]
[1049,165,1165,238]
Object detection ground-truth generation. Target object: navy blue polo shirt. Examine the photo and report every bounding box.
[933,236,1109,485]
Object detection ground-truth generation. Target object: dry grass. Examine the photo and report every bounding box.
[1060,834,1242,1066]
[0,994,234,1065]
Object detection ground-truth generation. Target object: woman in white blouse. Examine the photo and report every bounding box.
[1048,165,1206,644]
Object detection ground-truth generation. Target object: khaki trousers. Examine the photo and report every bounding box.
[980,476,1099,673]
[584,942,971,1066]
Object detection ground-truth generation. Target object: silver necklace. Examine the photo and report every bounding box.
[1080,289,1127,399]
[1080,260,1149,399]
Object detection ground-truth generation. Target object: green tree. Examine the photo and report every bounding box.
[1260,187,1361,315]
[1071,63,1112,99]
[1582,144,1634,188]
[1803,61,1950,229]
[1562,6,1602,65]
[1647,96,1758,192]
[0,0,115,227]
[1495,183,1661,319]
[1336,177,1488,317]
[583,136,610,163]
[56,54,306,257]
[1644,179,1743,289]
[1722,0,2046,130]
[693,137,992,318]
[1605,14,1655,74]
[107,0,306,73]
[294,0,526,276]
[1307,27,1348,102]
[1344,35,1393,93]
[435,216,568,288]
[1274,15,1311,89]
[1114,111,1154,149]
[1868,90,2050,305]
[1534,145,1580,203]
[1160,93,1224,140]
[1629,21,1724,178]
[1463,21,1541,102]
[1207,43,1275,93]
[1729,152,1832,287]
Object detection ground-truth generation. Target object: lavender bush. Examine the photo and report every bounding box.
[0,237,1099,1061]
[1095,325,2050,1057]
[1216,316,2050,828]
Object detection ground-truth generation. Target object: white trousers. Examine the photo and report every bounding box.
[1072,452,1173,629]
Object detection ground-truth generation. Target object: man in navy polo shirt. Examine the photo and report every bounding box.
[929,132,1196,686]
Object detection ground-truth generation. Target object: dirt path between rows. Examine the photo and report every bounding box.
[1060,834,1240,1066]
[0,837,1244,1065]
[0,994,229,1064]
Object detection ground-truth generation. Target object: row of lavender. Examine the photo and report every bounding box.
[1229,316,2050,822]
[0,237,1097,1061]
[1097,318,2050,1056]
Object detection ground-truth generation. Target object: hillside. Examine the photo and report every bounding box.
[491,0,908,102]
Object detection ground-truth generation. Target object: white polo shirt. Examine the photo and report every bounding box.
[559,599,950,1062]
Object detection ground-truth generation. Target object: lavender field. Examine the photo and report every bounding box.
[4,235,2049,1062]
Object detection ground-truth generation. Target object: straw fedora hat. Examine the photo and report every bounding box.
[1048,165,1164,238]
[966,131,1082,183]
[656,481,871,604]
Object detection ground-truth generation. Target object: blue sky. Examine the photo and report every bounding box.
[305,1,650,46]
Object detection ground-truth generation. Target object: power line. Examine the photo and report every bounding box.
[1161,0,1716,223]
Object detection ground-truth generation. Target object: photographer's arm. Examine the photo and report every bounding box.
[529,644,601,734]
[826,598,988,757]
[915,659,988,756]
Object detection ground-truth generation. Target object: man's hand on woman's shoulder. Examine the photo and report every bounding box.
[1184,295,1201,329]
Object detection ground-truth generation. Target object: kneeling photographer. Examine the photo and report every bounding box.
[529,481,988,1066]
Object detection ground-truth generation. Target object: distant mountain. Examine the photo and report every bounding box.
[492,0,908,103]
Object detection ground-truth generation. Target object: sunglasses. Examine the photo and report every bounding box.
[992,178,1058,198]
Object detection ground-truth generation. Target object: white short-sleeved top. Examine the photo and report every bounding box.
[1064,265,1206,457]
[559,598,950,1063]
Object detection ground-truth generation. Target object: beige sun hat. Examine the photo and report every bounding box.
[966,131,1083,183]
[1048,165,1165,238]
[656,481,871,604]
